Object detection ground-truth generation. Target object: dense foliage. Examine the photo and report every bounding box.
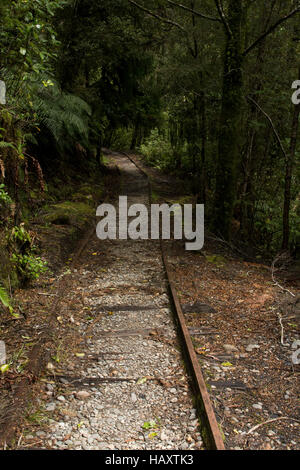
[0,0,299,267]
[128,0,300,254]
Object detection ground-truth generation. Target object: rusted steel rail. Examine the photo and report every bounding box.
[121,151,226,450]
[161,244,225,450]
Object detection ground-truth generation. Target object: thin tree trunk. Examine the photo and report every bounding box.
[130,120,140,150]
[199,90,206,204]
[282,66,300,250]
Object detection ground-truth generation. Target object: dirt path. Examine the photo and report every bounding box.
[18,152,203,450]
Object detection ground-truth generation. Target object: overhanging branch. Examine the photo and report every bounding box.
[214,0,232,37]
[166,0,221,23]
[246,95,288,163]
[243,7,300,56]
[128,0,186,32]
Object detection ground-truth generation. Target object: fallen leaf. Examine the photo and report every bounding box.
[195,347,207,355]
[75,353,85,358]
[0,364,9,374]
[149,330,158,336]
[137,377,148,385]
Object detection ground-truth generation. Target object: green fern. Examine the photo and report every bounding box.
[33,81,91,152]
[24,133,38,147]
[0,141,16,150]
[0,285,13,313]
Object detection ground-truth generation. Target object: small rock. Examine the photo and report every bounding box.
[116,422,124,432]
[263,443,273,450]
[45,403,56,412]
[76,391,91,400]
[194,441,203,449]
[59,378,69,385]
[292,340,300,350]
[57,396,66,402]
[131,392,137,403]
[223,344,238,353]
[170,388,177,394]
[246,344,260,352]
[252,403,263,410]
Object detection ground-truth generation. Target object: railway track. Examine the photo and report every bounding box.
[119,151,225,450]
[0,150,225,451]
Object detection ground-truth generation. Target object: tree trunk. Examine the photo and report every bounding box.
[213,0,243,240]
[130,120,140,150]
[282,65,300,250]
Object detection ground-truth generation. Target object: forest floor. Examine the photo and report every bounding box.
[0,151,299,451]
[127,152,300,451]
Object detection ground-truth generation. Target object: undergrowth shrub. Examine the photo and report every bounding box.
[0,184,12,206]
[110,127,133,151]
[11,253,48,283]
[0,183,12,224]
[8,225,48,286]
[139,128,174,169]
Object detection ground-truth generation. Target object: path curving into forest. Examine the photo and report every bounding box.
[21,152,204,450]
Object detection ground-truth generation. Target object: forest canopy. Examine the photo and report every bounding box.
[0,0,299,255]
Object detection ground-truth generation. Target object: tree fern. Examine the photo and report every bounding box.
[33,81,91,152]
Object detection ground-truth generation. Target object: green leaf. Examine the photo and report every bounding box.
[0,364,10,374]
[142,420,158,430]
[137,377,148,385]
[0,286,12,311]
